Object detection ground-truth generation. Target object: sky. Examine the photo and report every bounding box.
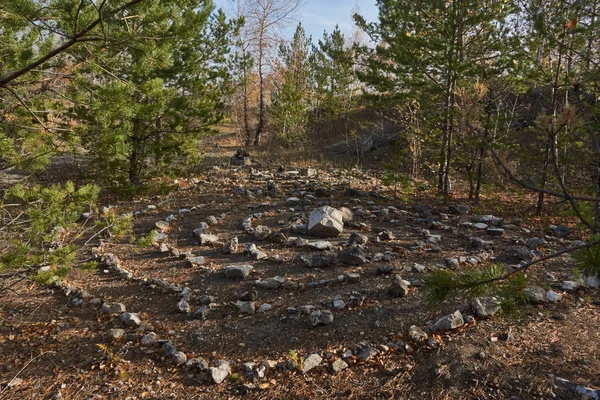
[212,0,379,43]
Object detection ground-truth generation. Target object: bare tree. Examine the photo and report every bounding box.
[230,0,305,146]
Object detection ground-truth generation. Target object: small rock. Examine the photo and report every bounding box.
[524,286,547,304]
[308,206,344,237]
[193,306,210,320]
[109,328,125,339]
[377,264,394,275]
[236,301,256,315]
[172,351,187,365]
[101,303,126,315]
[223,237,239,254]
[199,233,220,245]
[348,232,368,245]
[155,221,169,232]
[431,310,464,333]
[388,274,409,297]
[338,246,367,265]
[332,358,348,372]
[223,265,253,280]
[302,353,322,373]
[354,343,378,361]
[546,290,561,303]
[259,303,272,313]
[176,299,190,313]
[308,309,334,326]
[407,325,428,343]
[121,312,141,327]
[250,225,272,240]
[298,305,316,315]
[209,360,231,384]
[303,251,337,268]
[140,332,157,346]
[186,256,206,268]
[471,297,501,318]
[339,207,354,223]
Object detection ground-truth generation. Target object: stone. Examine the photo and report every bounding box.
[209,360,231,384]
[140,332,157,346]
[444,258,460,268]
[502,246,533,262]
[308,206,344,237]
[176,299,190,313]
[431,310,465,333]
[302,353,322,373]
[549,224,570,238]
[332,359,348,372]
[171,351,187,365]
[206,215,219,225]
[155,221,169,232]
[259,303,272,313]
[303,251,337,268]
[388,274,409,297]
[185,358,209,371]
[159,243,170,253]
[255,276,284,290]
[308,309,334,326]
[300,167,317,177]
[250,225,272,240]
[109,328,125,339]
[546,290,561,303]
[471,297,501,318]
[471,237,488,250]
[486,228,505,236]
[346,273,361,283]
[587,275,600,288]
[199,233,220,245]
[526,237,547,250]
[193,223,210,236]
[561,281,580,292]
[245,243,268,260]
[408,325,428,343]
[121,312,141,327]
[524,286,548,304]
[339,207,354,223]
[223,265,253,280]
[338,246,367,265]
[89,298,102,306]
[354,343,378,361]
[377,264,394,275]
[223,237,239,254]
[193,306,210,320]
[348,232,368,246]
[449,204,470,215]
[378,230,396,241]
[286,197,302,206]
[298,305,316,315]
[186,256,206,268]
[102,303,126,314]
[308,240,335,251]
[236,301,256,315]
[474,223,488,230]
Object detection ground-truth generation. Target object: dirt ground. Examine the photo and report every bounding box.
[1,140,600,400]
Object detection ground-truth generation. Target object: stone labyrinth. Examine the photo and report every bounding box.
[52,165,593,387]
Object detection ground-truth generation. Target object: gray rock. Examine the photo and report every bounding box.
[546,290,561,303]
[525,237,547,250]
[259,303,272,313]
[121,312,141,327]
[162,341,178,356]
[186,256,206,268]
[431,310,465,333]
[554,377,600,399]
[193,223,210,237]
[140,332,157,346]
[471,297,501,318]
[473,223,488,230]
[302,353,322,373]
[348,232,368,246]
[346,273,361,283]
[502,246,533,262]
[339,207,354,223]
[561,280,580,292]
[193,306,210,320]
[331,359,348,372]
[206,215,219,225]
[109,328,125,339]
[223,237,239,254]
[223,265,253,280]
[176,299,190,313]
[102,303,126,314]
[199,233,220,245]
[303,251,337,268]
[308,309,334,326]
[89,298,102,306]
[354,343,378,361]
[524,286,548,304]
[444,258,460,268]
[308,206,344,237]
[449,204,470,215]
[155,221,169,232]
[298,305,316,315]
[236,301,256,315]
[486,228,505,236]
[407,325,428,343]
[185,358,209,371]
[209,360,231,384]
[549,225,570,238]
[378,230,396,241]
[338,246,367,265]
[255,276,284,290]
[172,351,187,365]
[377,264,394,275]
[308,240,335,251]
[250,225,272,240]
[388,274,409,297]
[286,197,302,206]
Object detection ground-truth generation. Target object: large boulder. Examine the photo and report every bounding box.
[308,206,344,237]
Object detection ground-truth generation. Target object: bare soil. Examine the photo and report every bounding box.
[1,142,599,400]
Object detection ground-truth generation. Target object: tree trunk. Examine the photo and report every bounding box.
[254,44,265,146]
